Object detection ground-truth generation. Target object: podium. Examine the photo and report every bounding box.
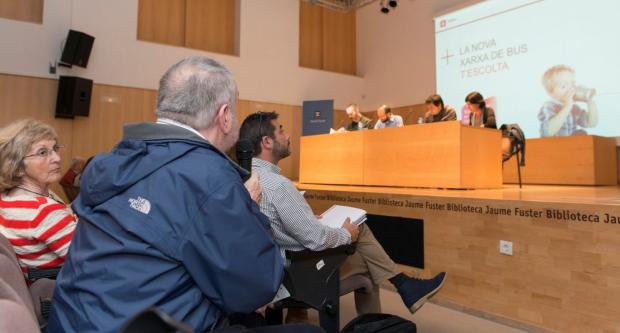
[300,121,502,189]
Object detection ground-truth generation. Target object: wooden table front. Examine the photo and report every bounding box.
[300,121,502,189]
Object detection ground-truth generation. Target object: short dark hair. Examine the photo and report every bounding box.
[425,94,444,110]
[465,91,486,109]
[239,111,279,157]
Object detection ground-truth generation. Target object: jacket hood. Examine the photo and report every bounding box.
[78,122,247,207]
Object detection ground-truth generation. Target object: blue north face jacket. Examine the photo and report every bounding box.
[47,123,283,333]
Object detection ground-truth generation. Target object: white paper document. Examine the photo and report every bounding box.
[318,205,367,229]
[270,284,291,303]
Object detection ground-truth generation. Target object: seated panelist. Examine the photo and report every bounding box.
[423,94,457,123]
[374,105,403,129]
[464,91,497,129]
[345,104,373,131]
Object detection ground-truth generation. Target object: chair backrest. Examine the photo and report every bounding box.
[0,232,17,262]
[61,184,80,202]
[0,299,40,333]
[500,123,526,166]
[0,233,37,317]
[0,256,37,317]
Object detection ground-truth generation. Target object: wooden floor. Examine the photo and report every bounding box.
[296,182,620,206]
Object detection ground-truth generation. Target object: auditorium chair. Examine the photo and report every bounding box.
[61,183,80,202]
[0,299,39,333]
[0,233,56,327]
[267,243,375,333]
[500,123,526,188]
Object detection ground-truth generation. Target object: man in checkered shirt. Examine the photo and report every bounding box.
[239,111,447,320]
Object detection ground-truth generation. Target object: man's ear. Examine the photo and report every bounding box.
[216,104,230,133]
[260,134,273,152]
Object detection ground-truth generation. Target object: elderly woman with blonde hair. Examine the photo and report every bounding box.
[0,119,76,282]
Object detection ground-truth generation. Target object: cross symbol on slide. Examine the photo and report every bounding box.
[441,49,454,65]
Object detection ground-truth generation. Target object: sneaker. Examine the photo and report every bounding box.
[396,272,447,314]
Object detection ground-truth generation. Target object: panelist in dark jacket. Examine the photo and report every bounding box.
[464,91,497,129]
[423,94,457,123]
[47,57,319,333]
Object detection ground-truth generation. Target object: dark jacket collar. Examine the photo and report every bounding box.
[123,122,249,178]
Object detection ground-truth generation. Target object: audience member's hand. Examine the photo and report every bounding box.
[254,303,274,316]
[244,173,262,203]
[341,217,359,242]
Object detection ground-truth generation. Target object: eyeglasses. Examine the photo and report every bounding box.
[23,144,64,159]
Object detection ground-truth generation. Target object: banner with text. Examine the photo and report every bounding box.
[302,100,333,136]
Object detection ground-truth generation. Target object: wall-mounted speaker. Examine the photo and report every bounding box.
[55,76,93,118]
[60,30,95,68]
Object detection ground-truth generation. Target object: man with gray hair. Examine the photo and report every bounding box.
[48,57,322,333]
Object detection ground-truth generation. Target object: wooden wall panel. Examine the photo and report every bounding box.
[71,84,157,160]
[299,0,323,70]
[301,184,620,333]
[322,8,356,75]
[1,74,306,185]
[0,0,43,24]
[503,136,618,185]
[593,136,618,184]
[137,0,185,46]
[299,1,356,75]
[391,104,427,125]
[185,0,236,55]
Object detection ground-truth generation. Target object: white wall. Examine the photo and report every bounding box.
[356,0,477,110]
[0,0,364,109]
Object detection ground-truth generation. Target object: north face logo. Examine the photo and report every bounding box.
[128,196,151,215]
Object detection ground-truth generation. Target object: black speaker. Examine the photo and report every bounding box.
[60,30,95,68]
[55,76,93,118]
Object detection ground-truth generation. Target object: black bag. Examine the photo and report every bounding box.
[340,313,417,333]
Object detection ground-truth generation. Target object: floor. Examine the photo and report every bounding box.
[304,287,531,333]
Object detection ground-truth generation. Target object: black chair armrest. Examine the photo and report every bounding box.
[284,243,357,262]
[281,243,356,309]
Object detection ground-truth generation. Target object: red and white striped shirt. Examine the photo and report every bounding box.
[0,192,77,279]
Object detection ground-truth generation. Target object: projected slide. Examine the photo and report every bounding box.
[435,0,620,138]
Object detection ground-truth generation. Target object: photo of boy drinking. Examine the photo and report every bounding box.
[538,65,598,137]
